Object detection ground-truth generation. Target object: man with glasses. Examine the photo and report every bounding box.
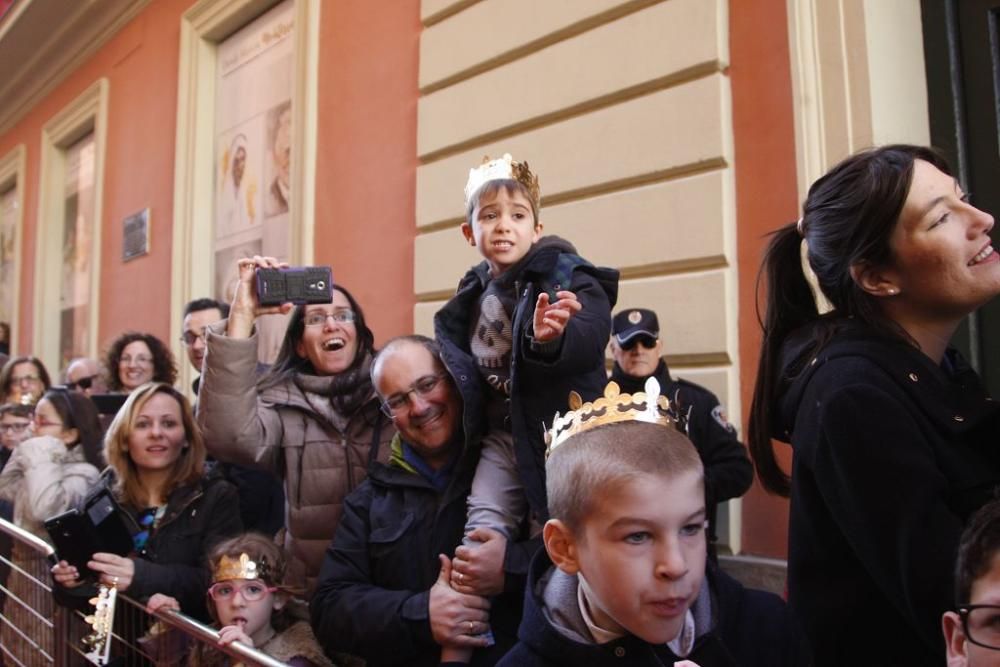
[65,357,107,396]
[943,498,1000,665]
[311,335,519,666]
[181,298,230,394]
[609,308,753,548]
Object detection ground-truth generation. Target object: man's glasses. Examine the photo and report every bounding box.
[620,335,658,351]
[958,605,1000,649]
[66,374,99,391]
[381,373,447,416]
[120,355,153,366]
[0,423,30,434]
[303,310,356,328]
[208,580,277,602]
[179,331,205,346]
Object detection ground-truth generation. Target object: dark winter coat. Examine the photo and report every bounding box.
[775,320,1000,665]
[434,236,619,528]
[310,351,519,667]
[611,359,753,540]
[53,465,243,620]
[499,550,808,666]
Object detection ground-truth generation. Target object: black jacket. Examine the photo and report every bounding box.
[499,550,808,666]
[611,359,753,537]
[310,350,519,667]
[434,236,619,525]
[775,321,1000,665]
[54,465,243,620]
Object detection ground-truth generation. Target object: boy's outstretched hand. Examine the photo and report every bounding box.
[533,290,582,342]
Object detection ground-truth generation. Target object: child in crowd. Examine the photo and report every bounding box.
[498,381,807,666]
[942,499,1000,666]
[147,533,333,667]
[0,403,34,453]
[434,152,619,559]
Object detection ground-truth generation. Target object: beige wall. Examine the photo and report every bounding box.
[415,0,738,415]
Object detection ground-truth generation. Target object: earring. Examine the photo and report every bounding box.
[887,287,898,296]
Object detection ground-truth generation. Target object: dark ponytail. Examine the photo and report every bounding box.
[748,145,954,496]
[748,223,818,495]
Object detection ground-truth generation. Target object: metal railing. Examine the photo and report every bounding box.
[0,517,289,667]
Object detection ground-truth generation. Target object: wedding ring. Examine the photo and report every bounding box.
[112,576,119,586]
[467,621,474,633]
[456,572,464,582]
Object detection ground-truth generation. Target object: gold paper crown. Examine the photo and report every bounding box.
[212,553,272,583]
[464,153,540,211]
[545,378,684,456]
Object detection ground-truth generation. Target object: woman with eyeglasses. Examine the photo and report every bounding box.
[0,355,51,405]
[197,256,394,596]
[103,332,178,394]
[52,383,242,620]
[0,387,103,666]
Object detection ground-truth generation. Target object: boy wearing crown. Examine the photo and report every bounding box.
[497,382,808,666]
[434,154,618,597]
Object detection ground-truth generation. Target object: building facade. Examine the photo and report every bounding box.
[0,0,992,561]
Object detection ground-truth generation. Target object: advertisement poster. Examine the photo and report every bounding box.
[60,134,95,369]
[0,184,17,328]
[214,0,294,361]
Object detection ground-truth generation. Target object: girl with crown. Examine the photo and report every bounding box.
[147,532,334,667]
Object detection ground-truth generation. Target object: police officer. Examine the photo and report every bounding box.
[610,308,753,547]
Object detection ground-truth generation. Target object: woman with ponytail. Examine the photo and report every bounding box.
[748,145,1000,665]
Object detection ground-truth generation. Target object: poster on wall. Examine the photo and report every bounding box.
[60,135,95,370]
[214,0,295,362]
[0,185,18,331]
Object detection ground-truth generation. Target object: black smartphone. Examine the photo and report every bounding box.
[90,393,127,416]
[256,266,333,306]
[44,490,133,577]
[44,509,104,576]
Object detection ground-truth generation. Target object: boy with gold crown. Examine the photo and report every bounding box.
[496,380,808,666]
[434,154,618,602]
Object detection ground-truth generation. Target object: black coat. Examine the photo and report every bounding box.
[54,465,243,620]
[310,351,520,667]
[499,550,808,666]
[611,360,753,539]
[775,321,1000,665]
[434,236,619,526]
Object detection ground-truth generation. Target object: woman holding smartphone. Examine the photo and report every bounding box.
[52,383,241,620]
[197,256,393,597]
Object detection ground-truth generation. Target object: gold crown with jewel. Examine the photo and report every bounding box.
[545,378,684,456]
[464,153,540,211]
[212,552,272,583]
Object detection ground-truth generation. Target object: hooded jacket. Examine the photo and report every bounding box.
[310,348,519,667]
[774,320,1000,665]
[499,550,807,666]
[435,236,619,525]
[197,321,393,595]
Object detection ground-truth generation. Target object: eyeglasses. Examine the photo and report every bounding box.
[208,580,277,602]
[958,605,1000,649]
[381,372,447,416]
[120,355,153,366]
[66,374,99,391]
[303,310,356,328]
[620,335,658,351]
[179,330,205,346]
[33,417,64,429]
[0,423,30,434]
[12,374,41,385]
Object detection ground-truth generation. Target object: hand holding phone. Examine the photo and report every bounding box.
[256,266,333,306]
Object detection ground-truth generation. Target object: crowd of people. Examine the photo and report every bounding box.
[0,145,994,666]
